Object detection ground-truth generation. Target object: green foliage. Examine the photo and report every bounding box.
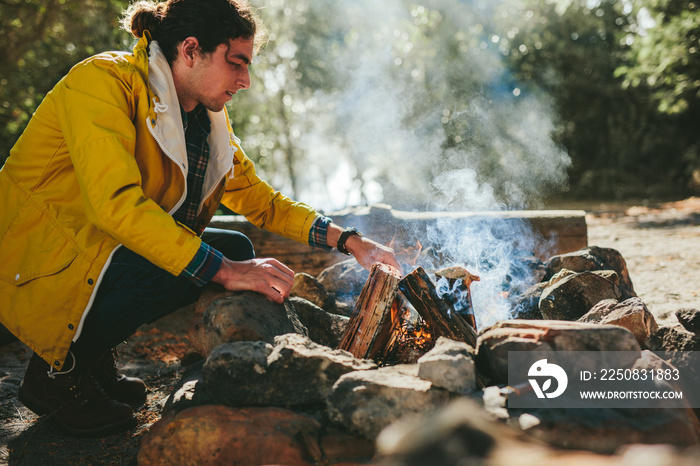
[616,0,700,114]
[500,0,698,199]
[226,0,342,200]
[0,0,132,166]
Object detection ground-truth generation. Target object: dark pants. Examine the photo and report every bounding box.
[71,228,254,354]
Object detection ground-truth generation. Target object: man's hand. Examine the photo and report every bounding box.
[327,222,403,273]
[211,257,295,303]
[344,234,403,274]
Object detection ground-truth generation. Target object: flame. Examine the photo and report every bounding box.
[380,297,435,365]
[392,302,434,352]
[403,240,422,266]
[411,325,432,347]
[388,237,423,268]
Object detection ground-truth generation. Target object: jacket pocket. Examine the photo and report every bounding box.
[0,202,78,285]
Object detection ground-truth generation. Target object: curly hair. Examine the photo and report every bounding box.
[121,0,266,63]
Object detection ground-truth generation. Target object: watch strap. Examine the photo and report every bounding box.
[337,227,362,255]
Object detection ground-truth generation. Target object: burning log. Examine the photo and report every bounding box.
[338,263,403,360]
[398,267,478,348]
[381,295,435,365]
[434,266,480,330]
[339,264,479,364]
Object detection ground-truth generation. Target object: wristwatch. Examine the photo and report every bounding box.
[337,227,363,255]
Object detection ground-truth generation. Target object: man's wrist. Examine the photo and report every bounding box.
[181,242,223,286]
[309,216,333,250]
[337,227,363,255]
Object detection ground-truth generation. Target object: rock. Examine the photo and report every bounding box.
[202,334,376,407]
[547,268,577,286]
[676,308,700,334]
[544,267,619,289]
[162,360,215,415]
[291,272,333,311]
[520,406,699,454]
[137,405,323,466]
[289,297,349,348]
[593,269,620,287]
[417,337,476,395]
[658,349,700,410]
[512,282,547,320]
[482,385,510,421]
[523,255,547,284]
[320,430,376,464]
[188,290,308,357]
[375,398,500,464]
[317,258,369,309]
[376,397,700,464]
[506,351,700,454]
[544,246,636,300]
[476,320,641,383]
[578,297,659,345]
[193,283,226,315]
[646,325,698,351]
[633,350,689,394]
[539,271,622,321]
[327,364,449,439]
[331,300,354,316]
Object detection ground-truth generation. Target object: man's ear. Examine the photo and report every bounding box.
[178,37,200,67]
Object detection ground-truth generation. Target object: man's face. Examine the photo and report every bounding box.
[178,36,254,113]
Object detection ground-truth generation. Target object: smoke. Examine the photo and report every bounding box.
[285,0,570,213]
[257,0,573,325]
[422,215,555,327]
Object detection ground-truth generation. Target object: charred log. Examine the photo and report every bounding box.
[398,267,478,348]
[338,263,403,360]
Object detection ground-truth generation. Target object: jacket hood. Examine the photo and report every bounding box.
[144,37,237,210]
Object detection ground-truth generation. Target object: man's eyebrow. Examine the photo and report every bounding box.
[229,53,251,65]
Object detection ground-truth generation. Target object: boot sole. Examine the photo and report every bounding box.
[18,387,137,438]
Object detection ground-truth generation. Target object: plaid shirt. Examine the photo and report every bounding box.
[178,105,331,286]
[173,104,211,231]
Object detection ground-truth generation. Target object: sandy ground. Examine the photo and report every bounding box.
[584,197,700,326]
[0,198,699,465]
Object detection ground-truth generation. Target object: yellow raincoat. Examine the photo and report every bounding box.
[0,34,320,370]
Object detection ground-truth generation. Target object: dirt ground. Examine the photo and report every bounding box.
[582,197,700,326]
[1,198,698,465]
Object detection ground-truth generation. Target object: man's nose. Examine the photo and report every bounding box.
[238,68,251,90]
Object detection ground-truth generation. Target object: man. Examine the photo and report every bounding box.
[0,0,400,437]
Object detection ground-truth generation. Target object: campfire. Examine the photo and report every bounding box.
[382,299,436,365]
[338,262,480,366]
[143,206,700,465]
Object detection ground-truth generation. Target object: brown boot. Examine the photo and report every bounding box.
[91,347,147,407]
[18,351,136,437]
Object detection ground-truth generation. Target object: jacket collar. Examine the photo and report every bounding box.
[140,35,237,205]
[146,39,188,167]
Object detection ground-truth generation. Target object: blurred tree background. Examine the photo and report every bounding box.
[0,0,131,164]
[1,0,698,210]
